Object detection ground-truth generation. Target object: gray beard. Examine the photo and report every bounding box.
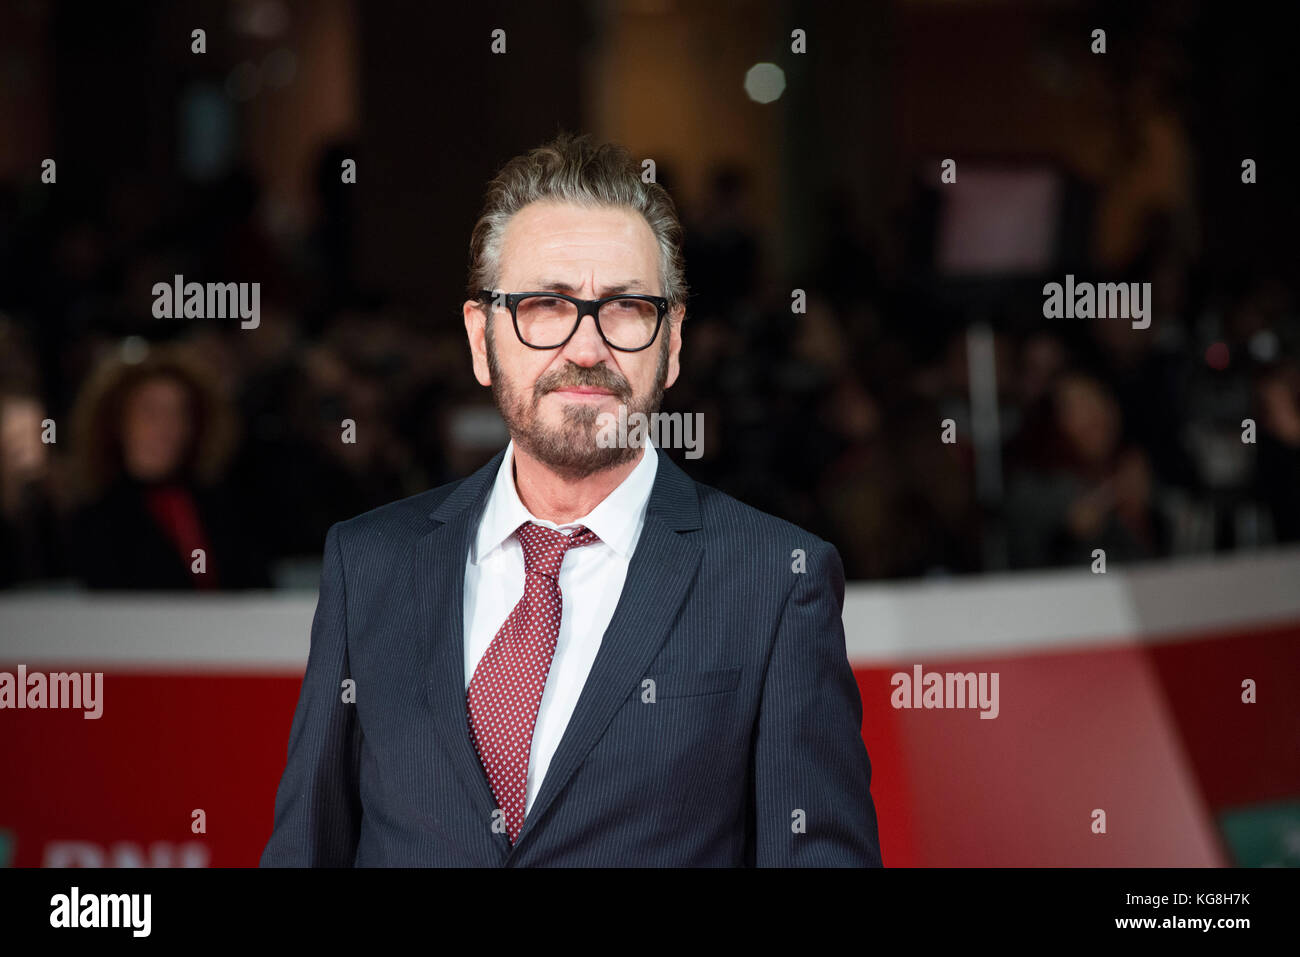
[486,324,668,481]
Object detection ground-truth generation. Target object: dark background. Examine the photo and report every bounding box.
[0,0,1297,588]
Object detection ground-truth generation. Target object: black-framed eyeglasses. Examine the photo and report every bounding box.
[477,289,668,352]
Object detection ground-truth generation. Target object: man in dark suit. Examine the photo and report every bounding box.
[261,132,882,866]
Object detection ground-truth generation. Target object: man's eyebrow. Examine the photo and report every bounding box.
[531,279,650,295]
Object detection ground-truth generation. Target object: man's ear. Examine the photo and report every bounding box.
[464,299,491,386]
[664,303,685,390]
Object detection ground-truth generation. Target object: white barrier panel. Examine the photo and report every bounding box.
[2,546,1299,667]
[843,545,1300,661]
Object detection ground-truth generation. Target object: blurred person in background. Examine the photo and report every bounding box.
[1005,370,1167,569]
[0,319,63,586]
[817,366,979,580]
[1015,331,1069,410]
[64,343,271,590]
[295,335,416,519]
[239,331,415,559]
[815,374,910,579]
[1254,359,1300,543]
[0,393,62,588]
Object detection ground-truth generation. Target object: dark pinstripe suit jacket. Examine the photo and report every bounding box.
[260,445,883,866]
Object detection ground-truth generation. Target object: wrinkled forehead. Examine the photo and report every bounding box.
[499,201,660,294]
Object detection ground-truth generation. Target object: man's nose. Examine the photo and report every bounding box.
[560,307,612,364]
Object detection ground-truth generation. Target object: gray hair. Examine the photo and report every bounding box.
[466,131,688,312]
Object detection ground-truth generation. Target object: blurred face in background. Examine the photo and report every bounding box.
[1020,334,1066,405]
[121,375,193,482]
[465,201,683,478]
[1,396,48,478]
[1054,374,1120,466]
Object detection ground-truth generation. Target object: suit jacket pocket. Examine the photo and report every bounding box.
[642,666,742,699]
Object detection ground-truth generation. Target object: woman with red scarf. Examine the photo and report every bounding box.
[65,345,271,590]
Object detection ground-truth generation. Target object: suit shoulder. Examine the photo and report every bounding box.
[690,475,833,555]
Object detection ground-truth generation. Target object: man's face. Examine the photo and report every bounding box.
[464,200,684,479]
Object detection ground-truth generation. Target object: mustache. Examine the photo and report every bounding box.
[536,364,629,398]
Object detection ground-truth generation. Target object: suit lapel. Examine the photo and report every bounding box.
[415,444,704,861]
[417,449,507,839]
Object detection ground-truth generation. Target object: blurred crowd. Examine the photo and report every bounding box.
[0,133,1297,589]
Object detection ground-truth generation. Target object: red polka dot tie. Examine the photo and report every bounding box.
[467,520,602,844]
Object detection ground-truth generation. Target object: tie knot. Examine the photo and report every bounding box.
[515,521,601,579]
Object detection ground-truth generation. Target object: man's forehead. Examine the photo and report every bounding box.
[499,202,659,290]
[518,277,652,295]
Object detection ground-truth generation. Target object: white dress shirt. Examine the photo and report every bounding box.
[463,437,659,814]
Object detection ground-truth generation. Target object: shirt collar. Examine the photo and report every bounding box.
[472,436,659,564]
